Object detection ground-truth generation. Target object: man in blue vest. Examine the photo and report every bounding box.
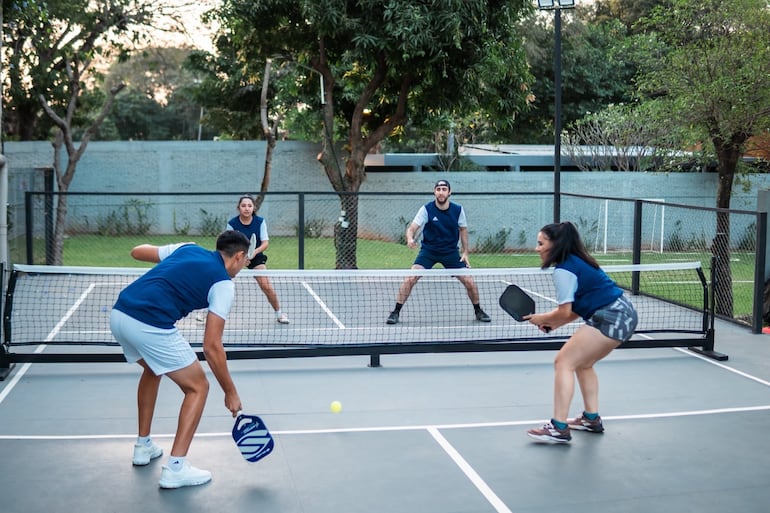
[387,179,491,324]
[110,230,250,489]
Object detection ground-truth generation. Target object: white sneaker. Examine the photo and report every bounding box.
[276,313,290,324]
[132,442,163,466]
[158,462,212,489]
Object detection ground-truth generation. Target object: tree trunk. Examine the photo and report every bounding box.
[255,58,276,212]
[711,139,743,317]
[334,191,360,269]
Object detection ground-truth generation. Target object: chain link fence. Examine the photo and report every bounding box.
[16,190,767,331]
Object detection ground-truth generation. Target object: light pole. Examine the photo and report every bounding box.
[537,0,575,223]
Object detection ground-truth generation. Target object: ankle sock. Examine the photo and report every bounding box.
[168,457,186,472]
[137,436,152,446]
[552,419,568,430]
[584,412,599,420]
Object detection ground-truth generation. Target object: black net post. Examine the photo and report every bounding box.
[0,262,13,380]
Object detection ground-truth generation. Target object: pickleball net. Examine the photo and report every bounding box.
[1,261,722,365]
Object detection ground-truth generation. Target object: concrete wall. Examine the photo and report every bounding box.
[3,141,767,250]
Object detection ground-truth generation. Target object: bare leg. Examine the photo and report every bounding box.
[552,325,618,423]
[256,276,280,311]
[165,361,210,457]
[575,367,601,414]
[455,275,481,304]
[396,264,424,304]
[136,360,161,437]
[254,264,281,312]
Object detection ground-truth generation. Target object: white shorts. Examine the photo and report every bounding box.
[109,309,197,375]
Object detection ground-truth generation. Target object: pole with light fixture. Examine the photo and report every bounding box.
[537,0,575,223]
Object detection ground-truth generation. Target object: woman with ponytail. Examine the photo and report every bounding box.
[525,222,638,443]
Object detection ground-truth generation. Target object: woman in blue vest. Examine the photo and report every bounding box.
[227,194,289,324]
[525,221,638,443]
[386,179,491,324]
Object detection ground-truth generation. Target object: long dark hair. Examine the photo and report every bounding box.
[539,221,599,269]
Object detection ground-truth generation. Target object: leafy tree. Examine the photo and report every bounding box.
[3,0,165,263]
[202,0,535,268]
[590,0,663,32]
[102,47,209,140]
[513,11,637,143]
[635,0,770,316]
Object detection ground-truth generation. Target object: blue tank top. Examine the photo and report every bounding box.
[556,254,623,319]
[421,202,462,254]
[113,245,232,329]
[228,215,264,249]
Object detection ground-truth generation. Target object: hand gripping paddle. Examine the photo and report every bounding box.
[247,234,258,260]
[499,284,551,332]
[232,411,274,463]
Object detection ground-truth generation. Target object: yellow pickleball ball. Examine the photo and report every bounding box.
[330,400,342,413]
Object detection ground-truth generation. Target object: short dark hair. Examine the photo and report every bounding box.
[216,230,249,256]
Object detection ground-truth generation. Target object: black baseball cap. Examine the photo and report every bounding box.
[434,179,451,190]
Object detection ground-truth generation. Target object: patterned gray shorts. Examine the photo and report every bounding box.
[585,295,638,344]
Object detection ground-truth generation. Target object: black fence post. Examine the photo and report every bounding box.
[632,199,642,294]
[298,193,305,269]
[44,169,54,265]
[25,191,33,265]
[753,211,767,334]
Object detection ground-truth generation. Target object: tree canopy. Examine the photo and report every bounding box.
[196,0,536,267]
[634,0,770,316]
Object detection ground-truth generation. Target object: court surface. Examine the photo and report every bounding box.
[1,318,769,513]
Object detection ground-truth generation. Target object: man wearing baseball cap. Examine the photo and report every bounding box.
[386,179,491,324]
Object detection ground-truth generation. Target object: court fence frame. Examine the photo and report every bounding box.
[2,189,763,378]
[18,190,769,330]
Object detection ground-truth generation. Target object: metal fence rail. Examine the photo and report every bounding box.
[18,190,767,332]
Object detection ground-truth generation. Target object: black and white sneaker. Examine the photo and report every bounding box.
[386,311,399,325]
[568,414,604,433]
[527,421,572,443]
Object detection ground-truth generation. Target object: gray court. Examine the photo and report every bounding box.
[1,317,769,513]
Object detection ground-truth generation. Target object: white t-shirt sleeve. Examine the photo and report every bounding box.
[553,268,578,305]
[207,280,235,320]
[458,206,468,228]
[411,206,429,227]
[261,220,269,241]
[158,243,192,261]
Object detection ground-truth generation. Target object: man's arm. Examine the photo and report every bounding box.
[405,222,420,249]
[459,226,470,265]
[202,313,242,416]
[130,244,160,263]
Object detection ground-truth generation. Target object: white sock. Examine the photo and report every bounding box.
[137,435,152,446]
[275,310,283,317]
[167,456,186,472]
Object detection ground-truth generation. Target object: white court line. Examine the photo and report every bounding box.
[300,281,345,329]
[673,346,770,387]
[428,427,512,513]
[0,284,96,406]
[632,333,770,389]
[4,404,770,440]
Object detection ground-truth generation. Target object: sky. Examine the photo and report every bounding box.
[150,0,219,53]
